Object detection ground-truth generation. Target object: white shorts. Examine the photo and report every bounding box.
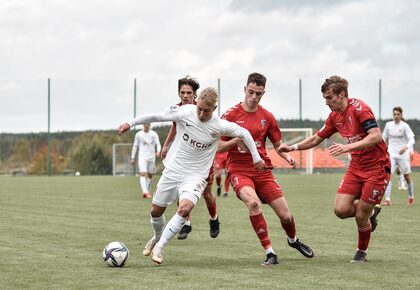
[152,171,208,208]
[138,157,155,173]
[391,157,411,175]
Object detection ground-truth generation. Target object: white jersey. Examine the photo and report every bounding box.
[383,120,415,159]
[131,130,161,160]
[128,104,262,180]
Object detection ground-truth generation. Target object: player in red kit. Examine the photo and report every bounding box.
[219,72,314,266]
[214,151,230,197]
[279,75,390,263]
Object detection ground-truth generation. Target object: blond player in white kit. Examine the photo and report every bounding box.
[117,87,264,264]
[131,123,161,198]
[382,107,415,205]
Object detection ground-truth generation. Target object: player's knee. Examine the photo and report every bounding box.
[177,204,193,218]
[247,199,261,213]
[279,213,293,224]
[334,207,349,219]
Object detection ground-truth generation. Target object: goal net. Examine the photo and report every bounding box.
[267,128,313,174]
[112,143,135,176]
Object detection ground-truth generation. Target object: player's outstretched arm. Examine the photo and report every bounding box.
[329,127,382,156]
[278,134,324,153]
[273,141,297,168]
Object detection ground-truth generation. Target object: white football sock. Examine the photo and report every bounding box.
[264,247,275,255]
[151,215,165,240]
[385,180,392,200]
[140,176,148,193]
[156,213,186,249]
[146,177,152,192]
[408,182,414,198]
[398,174,404,187]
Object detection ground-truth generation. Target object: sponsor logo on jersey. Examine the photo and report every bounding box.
[210,131,219,138]
[186,122,193,127]
[348,116,353,125]
[236,120,245,124]
[182,133,213,150]
[169,105,179,111]
[344,134,362,144]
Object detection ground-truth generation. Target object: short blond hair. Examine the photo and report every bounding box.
[198,87,218,108]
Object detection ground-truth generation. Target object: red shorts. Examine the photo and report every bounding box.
[206,166,214,185]
[215,152,228,170]
[337,162,391,204]
[228,170,283,204]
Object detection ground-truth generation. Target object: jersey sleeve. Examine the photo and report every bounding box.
[131,133,140,159]
[154,131,162,152]
[382,122,389,141]
[317,114,337,139]
[128,105,180,127]
[219,119,262,164]
[356,102,376,124]
[404,123,415,148]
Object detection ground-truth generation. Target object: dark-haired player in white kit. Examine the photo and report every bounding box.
[117,88,264,265]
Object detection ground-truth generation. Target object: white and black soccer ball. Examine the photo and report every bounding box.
[103,241,129,267]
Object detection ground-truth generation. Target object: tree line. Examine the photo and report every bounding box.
[1,119,419,175]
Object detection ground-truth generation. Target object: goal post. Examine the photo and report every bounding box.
[268,128,313,174]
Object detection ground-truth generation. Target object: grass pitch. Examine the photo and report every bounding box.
[1,173,419,289]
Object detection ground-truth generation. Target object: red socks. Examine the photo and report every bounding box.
[281,216,296,239]
[249,213,271,250]
[358,225,372,251]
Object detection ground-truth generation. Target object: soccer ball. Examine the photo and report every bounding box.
[103,241,129,267]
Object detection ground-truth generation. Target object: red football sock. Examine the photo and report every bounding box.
[224,176,230,193]
[358,225,372,251]
[249,213,271,250]
[281,216,296,239]
[206,199,217,219]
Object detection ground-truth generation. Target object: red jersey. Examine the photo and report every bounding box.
[317,98,389,168]
[221,103,281,173]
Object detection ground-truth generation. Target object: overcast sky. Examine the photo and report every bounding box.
[1,0,419,133]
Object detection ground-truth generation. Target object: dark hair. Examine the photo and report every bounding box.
[247,72,266,87]
[178,75,200,93]
[321,75,348,97]
[393,106,403,114]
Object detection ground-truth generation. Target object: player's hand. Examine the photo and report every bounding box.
[254,160,265,172]
[117,123,131,135]
[235,138,248,152]
[277,144,292,153]
[329,142,349,156]
[286,155,297,168]
[155,152,160,158]
[161,146,168,159]
[399,145,408,155]
[410,152,414,162]
[130,159,135,165]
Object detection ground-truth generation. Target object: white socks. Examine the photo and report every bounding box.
[146,177,152,192]
[156,213,186,249]
[385,180,392,200]
[408,182,414,198]
[140,176,148,193]
[150,215,165,241]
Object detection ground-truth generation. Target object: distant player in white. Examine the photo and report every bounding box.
[382,107,415,205]
[131,123,161,198]
[117,87,264,264]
